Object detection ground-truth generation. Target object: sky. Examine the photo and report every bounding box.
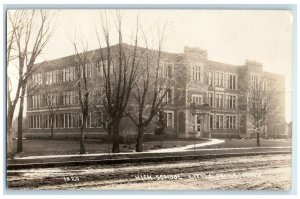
[9,9,293,122]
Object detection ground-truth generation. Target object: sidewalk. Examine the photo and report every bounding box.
[7,146,291,170]
[148,138,225,152]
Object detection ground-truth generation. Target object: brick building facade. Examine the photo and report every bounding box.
[26,44,286,139]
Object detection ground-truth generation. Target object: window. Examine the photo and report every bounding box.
[167,64,173,78]
[159,62,173,78]
[46,70,59,85]
[61,113,78,128]
[226,94,237,109]
[46,71,52,85]
[95,60,107,76]
[62,67,76,82]
[209,114,213,129]
[225,74,237,90]
[226,115,236,129]
[192,64,203,81]
[32,73,43,85]
[31,95,42,108]
[79,64,93,79]
[45,93,60,106]
[44,115,58,129]
[215,115,224,129]
[251,74,260,90]
[263,79,268,92]
[215,72,224,87]
[61,91,76,105]
[86,113,92,128]
[192,95,203,105]
[162,88,173,104]
[164,111,174,128]
[215,93,224,108]
[208,93,214,107]
[208,71,213,86]
[30,115,41,129]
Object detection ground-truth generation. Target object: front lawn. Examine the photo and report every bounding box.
[12,138,207,157]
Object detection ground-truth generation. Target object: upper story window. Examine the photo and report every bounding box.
[160,62,173,78]
[61,91,77,105]
[215,93,224,108]
[251,74,260,90]
[31,94,42,108]
[225,74,237,90]
[191,95,203,105]
[95,60,107,76]
[62,67,76,82]
[215,72,224,87]
[32,73,43,86]
[192,64,203,81]
[45,93,60,106]
[46,70,59,85]
[262,79,268,92]
[208,71,214,86]
[208,92,214,107]
[226,94,237,109]
[160,87,173,104]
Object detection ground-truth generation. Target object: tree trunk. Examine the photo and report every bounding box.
[80,125,86,154]
[112,119,120,153]
[256,131,260,147]
[7,107,15,158]
[17,86,26,153]
[50,114,54,139]
[136,126,144,152]
[79,114,86,154]
[7,108,14,130]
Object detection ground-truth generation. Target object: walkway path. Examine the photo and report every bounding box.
[148,138,225,153]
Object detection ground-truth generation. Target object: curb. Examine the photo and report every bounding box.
[7,151,291,170]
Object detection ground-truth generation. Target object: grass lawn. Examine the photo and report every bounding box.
[12,139,207,157]
[196,138,292,149]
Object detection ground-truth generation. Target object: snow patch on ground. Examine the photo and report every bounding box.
[148,139,225,153]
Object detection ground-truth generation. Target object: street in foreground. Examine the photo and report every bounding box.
[7,154,291,191]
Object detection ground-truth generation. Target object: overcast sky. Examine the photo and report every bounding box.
[10,9,293,122]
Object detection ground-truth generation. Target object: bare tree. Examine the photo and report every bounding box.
[125,28,180,152]
[7,10,56,155]
[241,75,277,146]
[71,39,91,154]
[44,91,62,139]
[95,11,141,153]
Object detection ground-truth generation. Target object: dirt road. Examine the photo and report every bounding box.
[7,154,291,191]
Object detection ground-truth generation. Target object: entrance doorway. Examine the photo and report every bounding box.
[195,114,201,133]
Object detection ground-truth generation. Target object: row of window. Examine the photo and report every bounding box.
[29,112,174,129]
[208,71,237,89]
[30,90,103,108]
[209,114,237,129]
[29,112,236,130]
[29,113,103,129]
[192,93,237,109]
[251,74,268,91]
[30,60,108,86]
